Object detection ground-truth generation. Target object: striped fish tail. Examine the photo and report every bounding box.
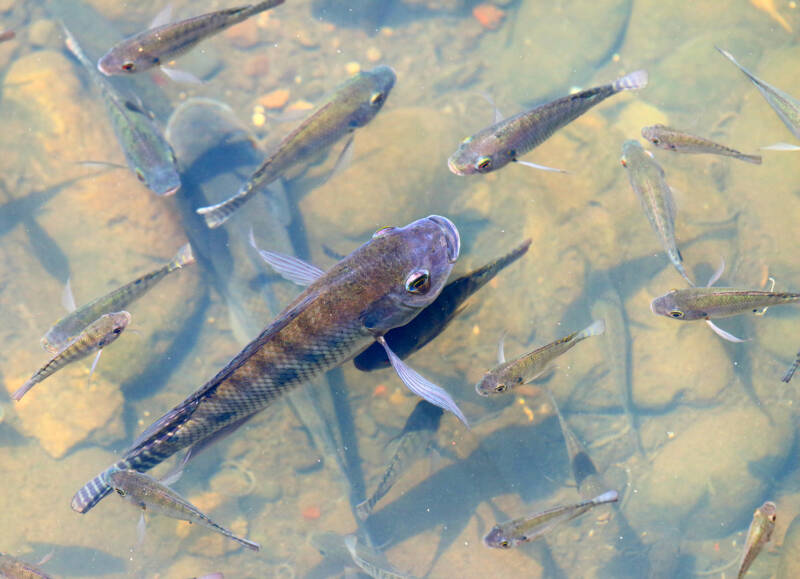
[576,319,605,341]
[195,185,254,229]
[71,460,127,513]
[355,497,375,521]
[613,69,648,92]
[168,242,195,271]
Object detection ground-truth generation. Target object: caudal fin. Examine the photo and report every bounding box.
[71,472,115,513]
[577,319,605,339]
[613,69,648,92]
[11,378,36,401]
[168,243,195,270]
[196,188,253,229]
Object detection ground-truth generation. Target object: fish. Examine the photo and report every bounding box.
[0,552,53,579]
[62,25,181,196]
[483,490,618,549]
[13,311,131,401]
[717,47,800,140]
[97,1,285,81]
[0,30,15,43]
[447,69,648,175]
[782,349,800,383]
[41,243,194,353]
[475,320,605,396]
[650,286,800,321]
[107,469,260,551]
[355,400,443,520]
[354,239,531,371]
[196,65,396,227]
[621,139,693,285]
[777,514,800,579]
[737,501,776,578]
[641,124,762,164]
[71,216,463,514]
[344,535,417,579]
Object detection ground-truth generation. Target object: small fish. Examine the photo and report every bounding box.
[97,1,285,81]
[0,552,53,579]
[108,469,260,551]
[196,65,396,227]
[356,400,443,520]
[483,490,618,549]
[650,286,800,321]
[782,349,800,383]
[641,124,762,164]
[72,216,462,514]
[621,140,693,285]
[41,243,194,353]
[62,25,181,195]
[344,535,417,579]
[475,320,605,396]
[448,69,648,175]
[737,501,776,578]
[354,239,531,371]
[13,311,130,401]
[0,30,15,43]
[717,47,800,140]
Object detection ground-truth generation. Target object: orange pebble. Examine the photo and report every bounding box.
[373,384,387,397]
[259,88,290,109]
[472,3,506,30]
[302,505,321,520]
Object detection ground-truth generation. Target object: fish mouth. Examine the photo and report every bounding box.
[428,215,460,263]
[96,59,113,77]
[649,298,658,314]
[161,184,181,196]
[447,156,466,176]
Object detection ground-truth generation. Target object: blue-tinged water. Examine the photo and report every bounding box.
[1,1,799,577]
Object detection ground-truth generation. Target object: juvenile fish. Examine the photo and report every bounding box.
[717,47,800,140]
[196,65,396,227]
[641,124,762,164]
[356,400,443,520]
[737,501,776,578]
[448,69,648,175]
[621,139,693,285]
[782,349,800,383]
[475,320,605,396]
[13,311,130,401]
[108,469,260,551]
[62,25,181,196]
[0,552,52,579]
[72,216,463,514]
[97,1,285,81]
[41,243,194,353]
[650,286,800,321]
[483,490,618,549]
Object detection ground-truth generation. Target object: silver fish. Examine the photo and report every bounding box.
[641,124,761,164]
[782,349,800,383]
[737,501,776,578]
[651,286,800,321]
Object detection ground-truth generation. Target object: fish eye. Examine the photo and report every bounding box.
[135,168,146,183]
[651,138,660,145]
[499,540,510,549]
[669,310,684,319]
[620,158,628,167]
[372,226,395,238]
[116,489,126,496]
[494,383,507,393]
[122,61,135,72]
[405,270,430,294]
[113,328,122,335]
[370,91,384,106]
[476,157,492,172]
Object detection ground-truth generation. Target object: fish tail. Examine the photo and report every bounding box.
[736,152,763,165]
[168,243,195,270]
[613,69,648,92]
[195,185,254,228]
[577,319,605,340]
[245,0,286,18]
[591,490,619,505]
[71,461,127,513]
[11,377,37,401]
[227,532,261,552]
[61,24,94,70]
[355,497,374,521]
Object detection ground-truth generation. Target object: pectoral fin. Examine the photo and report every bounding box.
[514,159,569,173]
[161,67,203,84]
[706,320,748,343]
[248,227,324,285]
[62,278,77,312]
[87,349,103,384]
[149,4,173,28]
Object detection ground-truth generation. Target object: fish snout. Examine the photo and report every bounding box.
[447,155,467,176]
[429,215,460,263]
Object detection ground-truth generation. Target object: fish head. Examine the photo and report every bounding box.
[97,44,152,76]
[483,525,519,549]
[475,368,516,397]
[346,65,396,128]
[136,159,182,196]
[619,139,645,168]
[107,469,146,506]
[447,130,508,176]
[95,311,132,348]
[650,290,704,321]
[640,125,669,149]
[358,215,459,334]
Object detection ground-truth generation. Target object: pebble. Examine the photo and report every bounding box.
[259,88,291,109]
[345,61,361,75]
[366,47,382,63]
[224,19,260,49]
[243,53,270,77]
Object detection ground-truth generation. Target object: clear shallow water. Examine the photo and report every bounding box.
[1,1,799,577]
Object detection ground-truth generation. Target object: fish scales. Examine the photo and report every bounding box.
[641,124,762,164]
[652,287,800,320]
[72,216,459,513]
[0,553,52,579]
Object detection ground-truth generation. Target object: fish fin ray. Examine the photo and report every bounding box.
[761,142,800,151]
[62,277,77,312]
[327,134,355,182]
[707,257,726,287]
[705,319,748,343]
[514,159,569,173]
[88,348,103,383]
[161,66,203,84]
[612,69,648,91]
[248,227,324,285]
[149,4,173,28]
[497,332,506,364]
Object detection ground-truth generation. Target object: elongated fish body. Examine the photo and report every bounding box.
[42,244,194,353]
[356,400,443,520]
[651,287,800,321]
[108,470,259,551]
[483,490,618,549]
[72,216,460,514]
[621,140,692,285]
[13,311,130,401]
[196,65,396,227]
[641,124,762,164]
[0,553,52,579]
[737,501,776,578]
[475,320,605,396]
[354,239,531,371]
[447,70,648,175]
[783,349,800,383]
[97,1,285,76]
[62,26,181,196]
[344,535,417,579]
[717,47,800,139]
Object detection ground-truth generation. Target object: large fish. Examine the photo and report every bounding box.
[0,552,52,579]
[97,1,285,81]
[41,243,194,353]
[475,320,605,396]
[108,469,259,551]
[71,216,463,514]
[62,25,181,196]
[196,65,396,227]
[447,70,647,175]
[737,501,776,578]
[641,124,762,164]
[13,311,131,401]
[621,139,693,285]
